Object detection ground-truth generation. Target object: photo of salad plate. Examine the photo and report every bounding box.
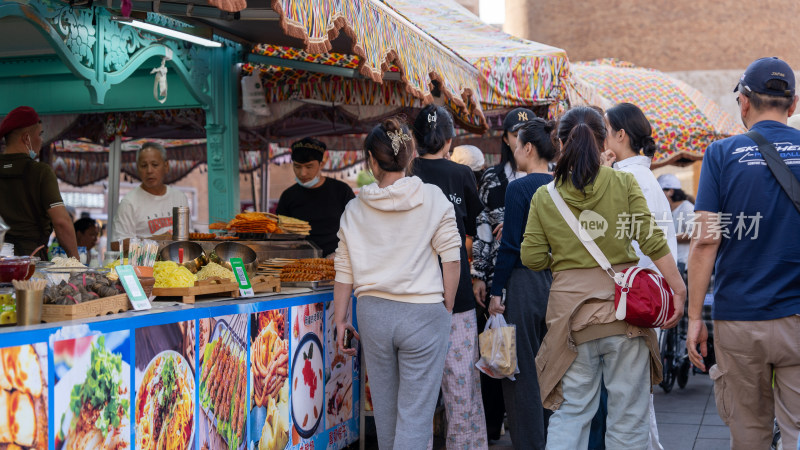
[55,334,130,450]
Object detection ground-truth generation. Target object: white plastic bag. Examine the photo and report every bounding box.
[475,314,519,380]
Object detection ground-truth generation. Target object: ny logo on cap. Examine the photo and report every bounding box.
[518,111,529,121]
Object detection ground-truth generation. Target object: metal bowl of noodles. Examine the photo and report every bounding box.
[210,242,258,278]
[158,241,207,273]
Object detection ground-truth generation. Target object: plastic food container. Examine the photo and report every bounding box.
[0,256,32,282]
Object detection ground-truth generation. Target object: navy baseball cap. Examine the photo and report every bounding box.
[734,57,796,97]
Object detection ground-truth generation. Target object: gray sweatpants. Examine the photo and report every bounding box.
[358,296,451,450]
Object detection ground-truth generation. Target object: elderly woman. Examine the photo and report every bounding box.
[112,142,188,246]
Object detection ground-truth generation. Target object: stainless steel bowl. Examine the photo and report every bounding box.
[211,242,259,278]
[158,241,207,273]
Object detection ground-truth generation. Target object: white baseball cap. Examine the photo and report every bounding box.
[451,145,485,171]
[657,174,682,190]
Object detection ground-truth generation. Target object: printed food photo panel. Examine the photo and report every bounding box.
[0,343,47,450]
[54,330,130,450]
[324,301,353,428]
[250,308,290,450]
[134,321,196,450]
[199,314,248,450]
[290,302,324,446]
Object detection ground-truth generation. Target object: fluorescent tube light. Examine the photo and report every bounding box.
[119,19,223,48]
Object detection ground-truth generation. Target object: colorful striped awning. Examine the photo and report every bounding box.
[269,0,486,127]
[384,0,570,115]
[568,59,745,167]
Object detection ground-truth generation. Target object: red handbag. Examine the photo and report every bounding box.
[547,182,675,328]
[612,267,675,328]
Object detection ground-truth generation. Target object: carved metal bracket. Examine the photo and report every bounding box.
[0,0,231,105]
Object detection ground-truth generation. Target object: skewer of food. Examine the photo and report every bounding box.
[199,321,248,449]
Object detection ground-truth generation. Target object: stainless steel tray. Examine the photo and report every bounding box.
[280,280,334,290]
[233,232,307,241]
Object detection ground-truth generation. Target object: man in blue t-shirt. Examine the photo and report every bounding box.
[687,57,800,450]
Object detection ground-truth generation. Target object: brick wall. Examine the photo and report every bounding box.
[504,0,800,73]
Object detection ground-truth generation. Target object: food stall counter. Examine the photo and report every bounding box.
[0,289,359,450]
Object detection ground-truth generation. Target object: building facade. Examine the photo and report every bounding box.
[503,0,800,121]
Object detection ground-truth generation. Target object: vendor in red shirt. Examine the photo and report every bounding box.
[276,138,355,257]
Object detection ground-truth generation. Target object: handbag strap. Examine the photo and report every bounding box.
[546,181,616,277]
[745,130,800,214]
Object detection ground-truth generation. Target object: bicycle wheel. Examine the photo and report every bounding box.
[677,358,690,389]
[659,328,678,393]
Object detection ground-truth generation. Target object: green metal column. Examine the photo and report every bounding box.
[205,44,241,223]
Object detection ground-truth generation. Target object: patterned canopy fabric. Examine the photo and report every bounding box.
[384,0,570,115]
[569,59,745,167]
[246,45,487,133]
[269,0,486,129]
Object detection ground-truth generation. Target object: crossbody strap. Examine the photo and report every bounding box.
[745,130,800,214]
[546,181,615,274]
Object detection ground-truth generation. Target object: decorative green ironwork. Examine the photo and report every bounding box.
[53,6,97,67]
[0,0,221,105]
[1,0,244,221]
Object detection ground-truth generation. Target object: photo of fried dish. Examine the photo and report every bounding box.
[56,334,130,450]
[0,343,47,450]
[135,351,194,450]
[257,383,288,450]
[199,315,247,450]
[249,309,289,450]
[291,333,324,440]
[251,323,288,408]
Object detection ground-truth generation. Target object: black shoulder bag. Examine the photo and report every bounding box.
[745,131,800,214]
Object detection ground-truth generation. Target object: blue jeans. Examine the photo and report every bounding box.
[546,335,651,450]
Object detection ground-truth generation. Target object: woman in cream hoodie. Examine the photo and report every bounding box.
[334,117,462,449]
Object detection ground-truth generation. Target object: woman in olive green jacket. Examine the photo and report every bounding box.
[521,107,686,449]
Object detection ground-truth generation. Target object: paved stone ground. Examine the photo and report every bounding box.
[652,373,730,450]
[486,372,728,450]
[357,372,729,449]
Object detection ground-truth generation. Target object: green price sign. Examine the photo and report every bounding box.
[230,257,254,297]
[115,265,152,310]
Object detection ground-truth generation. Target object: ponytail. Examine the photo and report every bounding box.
[606,102,657,157]
[554,107,606,192]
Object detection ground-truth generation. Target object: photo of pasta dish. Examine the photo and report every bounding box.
[135,351,194,450]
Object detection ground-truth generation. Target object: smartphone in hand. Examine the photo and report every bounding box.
[343,328,354,349]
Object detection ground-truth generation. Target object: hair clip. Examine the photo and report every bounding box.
[387,130,411,155]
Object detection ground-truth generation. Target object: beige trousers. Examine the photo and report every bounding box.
[711,315,800,450]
